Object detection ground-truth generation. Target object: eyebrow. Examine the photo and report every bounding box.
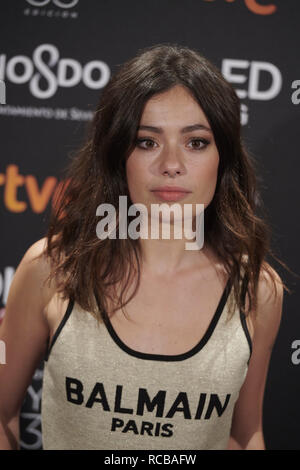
[137,123,212,134]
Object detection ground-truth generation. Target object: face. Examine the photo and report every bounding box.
[126,84,220,225]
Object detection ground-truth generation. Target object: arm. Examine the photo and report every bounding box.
[227,266,284,450]
[0,238,54,449]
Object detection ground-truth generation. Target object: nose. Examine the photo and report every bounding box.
[158,143,186,178]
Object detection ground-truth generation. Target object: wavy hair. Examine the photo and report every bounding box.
[39,43,295,322]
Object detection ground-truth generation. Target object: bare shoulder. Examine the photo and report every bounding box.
[22,236,48,268]
[23,236,48,257]
[8,236,58,313]
[258,262,284,301]
[256,263,284,316]
[22,236,52,267]
[227,263,285,449]
[250,263,284,347]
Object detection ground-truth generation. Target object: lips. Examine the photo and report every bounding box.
[151,186,191,202]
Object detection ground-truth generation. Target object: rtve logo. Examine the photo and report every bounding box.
[204,0,277,16]
[0,164,67,213]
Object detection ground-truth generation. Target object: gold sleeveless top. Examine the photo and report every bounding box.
[41,278,252,450]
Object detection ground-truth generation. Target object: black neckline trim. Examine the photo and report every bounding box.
[94,278,232,362]
[239,310,253,365]
[44,298,74,362]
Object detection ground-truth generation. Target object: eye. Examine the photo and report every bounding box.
[188,138,209,150]
[135,138,157,150]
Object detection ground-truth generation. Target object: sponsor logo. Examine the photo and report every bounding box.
[24,0,79,19]
[244,0,277,15]
[19,367,44,450]
[204,0,277,16]
[0,105,93,120]
[0,44,110,99]
[222,59,282,125]
[26,0,79,7]
[0,80,5,104]
[0,266,15,306]
[0,164,65,213]
[222,59,282,101]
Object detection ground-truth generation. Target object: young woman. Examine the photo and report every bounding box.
[0,44,291,450]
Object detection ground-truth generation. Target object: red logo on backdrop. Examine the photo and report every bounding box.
[244,0,276,14]
[204,0,277,15]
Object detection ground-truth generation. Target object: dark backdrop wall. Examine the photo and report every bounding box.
[0,0,299,450]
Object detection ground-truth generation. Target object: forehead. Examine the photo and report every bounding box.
[140,85,209,125]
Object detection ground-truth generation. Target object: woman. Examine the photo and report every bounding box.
[0,44,291,450]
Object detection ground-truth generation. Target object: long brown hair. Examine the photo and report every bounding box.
[38,43,295,322]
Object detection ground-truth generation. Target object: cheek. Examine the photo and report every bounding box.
[205,154,219,183]
[126,156,148,200]
[193,152,219,200]
[127,157,142,185]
